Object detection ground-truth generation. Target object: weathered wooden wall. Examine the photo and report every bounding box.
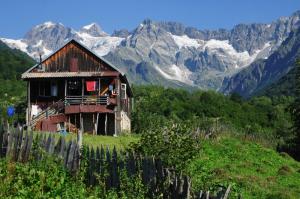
[33,41,113,73]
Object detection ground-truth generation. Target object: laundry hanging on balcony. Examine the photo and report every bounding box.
[86,81,97,91]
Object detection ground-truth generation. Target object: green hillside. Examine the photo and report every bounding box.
[257,66,297,97]
[132,85,293,146]
[188,136,300,198]
[0,41,35,102]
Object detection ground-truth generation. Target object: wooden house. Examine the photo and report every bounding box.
[21,39,133,136]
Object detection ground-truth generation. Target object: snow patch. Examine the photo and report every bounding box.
[171,34,202,49]
[169,64,193,84]
[203,39,269,68]
[82,23,97,30]
[42,21,55,28]
[154,64,193,84]
[33,40,43,48]
[44,21,55,27]
[42,47,53,56]
[0,38,28,52]
[76,32,124,56]
[171,33,272,68]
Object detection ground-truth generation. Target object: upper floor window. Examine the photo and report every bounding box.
[121,83,127,99]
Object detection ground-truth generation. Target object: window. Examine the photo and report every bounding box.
[68,80,82,96]
[39,81,51,96]
[121,83,127,99]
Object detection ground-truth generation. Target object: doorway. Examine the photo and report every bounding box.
[97,113,115,136]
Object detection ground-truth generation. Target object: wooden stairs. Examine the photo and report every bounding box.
[30,99,65,129]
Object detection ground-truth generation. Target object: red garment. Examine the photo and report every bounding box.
[86,81,96,91]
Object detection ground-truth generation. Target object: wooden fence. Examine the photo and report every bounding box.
[0,125,80,172]
[85,145,193,198]
[0,125,231,199]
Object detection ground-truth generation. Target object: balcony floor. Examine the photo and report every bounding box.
[65,104,114,114]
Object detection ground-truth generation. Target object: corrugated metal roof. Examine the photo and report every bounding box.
[22,71,120,78]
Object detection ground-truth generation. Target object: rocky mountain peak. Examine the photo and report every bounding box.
[80,23,107,37]
[141,18,154,26]
[112,29,130,38]
[156,21,186,36]
[23,22,75,54]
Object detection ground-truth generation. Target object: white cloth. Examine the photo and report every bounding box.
[51,84,58,96]
[31,105,39,117]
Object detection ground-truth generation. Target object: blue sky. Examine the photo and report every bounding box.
[1,0,300,38]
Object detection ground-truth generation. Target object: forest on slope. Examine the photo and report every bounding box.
[0,41,35,119]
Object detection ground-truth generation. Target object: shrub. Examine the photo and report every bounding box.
[130,123,201,170]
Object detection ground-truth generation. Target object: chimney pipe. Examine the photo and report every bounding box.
[38,53,42,70]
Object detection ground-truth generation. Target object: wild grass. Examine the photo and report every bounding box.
[33,131,140,150]
[187,136,300,199]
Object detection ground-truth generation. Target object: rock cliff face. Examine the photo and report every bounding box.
[221,27,300,97]
[1,11,300,91]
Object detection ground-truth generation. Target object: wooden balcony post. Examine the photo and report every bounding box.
[98,78,101,95]
[81,78,84,103]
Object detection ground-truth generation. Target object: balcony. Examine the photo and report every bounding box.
[65,95,109,105]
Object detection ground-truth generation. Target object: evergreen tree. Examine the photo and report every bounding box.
[290,60,300,160]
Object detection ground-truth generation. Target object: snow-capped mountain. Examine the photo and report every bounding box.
[1,10,300,90]
[1,21,124,59]
[221,26,300,97]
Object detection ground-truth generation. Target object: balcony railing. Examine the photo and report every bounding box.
[65,96,109,105]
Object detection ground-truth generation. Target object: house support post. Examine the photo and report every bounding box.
[114,78,121,136]
[78,113,83,150]
[27,81,31,130]
[75,114,77,129]
[95,113,99,135]
[64,79,67,99]
[68,115,70,133]
[105,113,107,135]
[92,113,95,135]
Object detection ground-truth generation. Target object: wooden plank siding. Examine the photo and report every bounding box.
[32,41,112,73]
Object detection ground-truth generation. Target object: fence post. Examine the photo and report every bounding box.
[111,146,119,189]
[18,130,27,162]
[223,185,231,199]
[24,131,33,162]
[106,146,112,190]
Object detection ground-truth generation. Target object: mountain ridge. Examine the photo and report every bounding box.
[1,10,300,91]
